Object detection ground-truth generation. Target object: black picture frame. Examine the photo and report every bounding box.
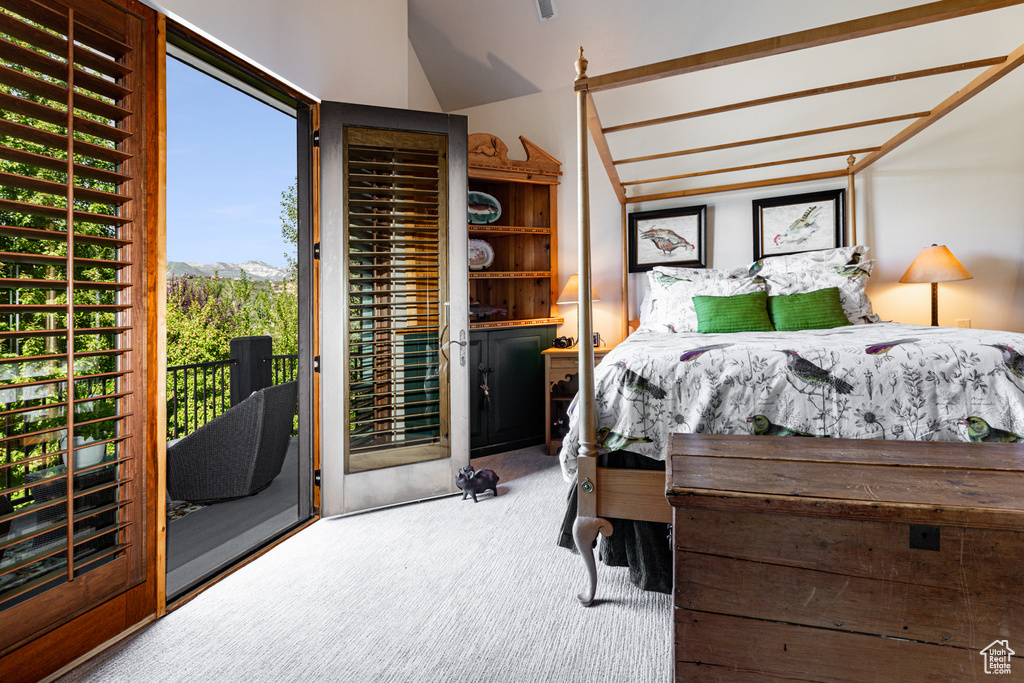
[627,205,707,273]
[752,189,845,261]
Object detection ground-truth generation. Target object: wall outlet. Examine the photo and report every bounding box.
[955,319,971,328]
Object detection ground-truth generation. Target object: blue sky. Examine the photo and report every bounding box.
[165,57,297,268]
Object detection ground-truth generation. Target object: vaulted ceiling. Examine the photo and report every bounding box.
[407,0,927,112]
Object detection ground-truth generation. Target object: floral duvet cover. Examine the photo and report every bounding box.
[558,322,1024,482]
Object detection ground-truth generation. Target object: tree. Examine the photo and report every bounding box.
[280,181,298,277]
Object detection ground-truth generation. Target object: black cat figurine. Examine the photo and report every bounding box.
[456,465,499,502]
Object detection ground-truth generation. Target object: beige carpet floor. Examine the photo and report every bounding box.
[59,445,671,682]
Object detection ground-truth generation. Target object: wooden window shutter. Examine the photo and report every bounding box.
[345,126,449,471]
[0,0,148,649]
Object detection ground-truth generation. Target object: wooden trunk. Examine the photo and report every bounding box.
[666,434,1024,682]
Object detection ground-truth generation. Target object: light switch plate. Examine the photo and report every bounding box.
[955,319,971,328]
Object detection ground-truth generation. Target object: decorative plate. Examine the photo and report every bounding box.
[468,191,501,224]
[468,239,494,270]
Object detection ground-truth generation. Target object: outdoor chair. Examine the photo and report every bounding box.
[167,380,298,504]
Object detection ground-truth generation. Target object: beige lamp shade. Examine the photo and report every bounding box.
[899,244,973,284]
[557,274,601,305]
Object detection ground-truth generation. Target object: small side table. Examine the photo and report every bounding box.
[542,346,613,456]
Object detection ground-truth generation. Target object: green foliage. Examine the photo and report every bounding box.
[280,181,298,277]
[166,274,297,366]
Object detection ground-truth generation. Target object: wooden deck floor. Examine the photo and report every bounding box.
[166,438,302,599]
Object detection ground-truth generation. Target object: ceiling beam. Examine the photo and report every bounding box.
[578,0,1024,93]
[854,41,1024,173]
[603,57,1004,135]
[615,112,928,166]
[626,170,848,204]
[621,148,880,187]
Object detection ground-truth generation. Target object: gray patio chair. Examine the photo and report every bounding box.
[167,380,298,504]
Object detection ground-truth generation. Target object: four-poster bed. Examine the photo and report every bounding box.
[567,0,1024,606]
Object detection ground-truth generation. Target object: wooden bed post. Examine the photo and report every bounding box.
[572,47,613,607]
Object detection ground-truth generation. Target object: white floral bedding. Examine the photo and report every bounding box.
[558,322,1024,482]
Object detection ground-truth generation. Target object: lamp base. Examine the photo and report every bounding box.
[930,282,938,327]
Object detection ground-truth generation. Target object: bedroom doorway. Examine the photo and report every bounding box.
[162,28,316,601]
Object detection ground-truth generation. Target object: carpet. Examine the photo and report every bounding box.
[58,446,672,683]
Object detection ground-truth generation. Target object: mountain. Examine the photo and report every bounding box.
[166,260,290,281]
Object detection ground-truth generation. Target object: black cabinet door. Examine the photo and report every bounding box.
[468,331,488,450]
[469,325,553,457]
[485,327,551,449]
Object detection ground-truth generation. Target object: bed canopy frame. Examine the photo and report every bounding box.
[570,0,1024,605]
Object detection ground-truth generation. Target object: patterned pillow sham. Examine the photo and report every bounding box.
[749,245,868,277]
[640,267,766,332]
[763,259,880,324]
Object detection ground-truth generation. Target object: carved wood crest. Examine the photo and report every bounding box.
[468,133,562,178]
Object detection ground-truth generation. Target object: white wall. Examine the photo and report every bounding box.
[408,41,442,112]
[457,54,1024,342]
[148,0,410,107]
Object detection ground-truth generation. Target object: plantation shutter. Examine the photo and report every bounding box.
[345,127,449,473]
[0,0,147,645]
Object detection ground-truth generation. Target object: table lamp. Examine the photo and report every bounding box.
[898,244,972,326]
[556,273,601,306]
[557,274,602,346]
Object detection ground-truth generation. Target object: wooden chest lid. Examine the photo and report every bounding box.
[667,434,1024,528]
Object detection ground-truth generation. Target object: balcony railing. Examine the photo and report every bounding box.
[167,337,298,440]
[167,359,236,440]
[268,354,298,385]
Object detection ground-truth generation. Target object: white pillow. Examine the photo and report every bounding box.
[750,245,868,277]
[765,259,880,324]
[641,267,766,332]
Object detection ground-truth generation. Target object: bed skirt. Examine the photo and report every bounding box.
[556,451,672,594]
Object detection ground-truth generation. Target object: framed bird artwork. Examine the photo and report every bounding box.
[627,204,707,272]
[752,189,845,260]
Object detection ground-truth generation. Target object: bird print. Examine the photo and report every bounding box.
[835,264,871,278]
[865,339,919,355]
[987,344,1024,379]
[596,427,653,452]
[958,416,1024,443]
[612,361,667,399]
[748,260,764,277]
[641,228,695,255]
[774,206,822,246]
[748,415,828,437]
[679,343,734,362]
[653,271,690,285]
[777,350,854,394]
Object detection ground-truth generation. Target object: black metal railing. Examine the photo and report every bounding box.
[166,359,235,440]
[166,351,299,440]
[268,354,298,385]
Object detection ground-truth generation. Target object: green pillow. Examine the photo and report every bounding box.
[768,287,852,331]
[693,290,774,333]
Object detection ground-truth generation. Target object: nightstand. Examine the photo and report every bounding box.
[542,346,613,455]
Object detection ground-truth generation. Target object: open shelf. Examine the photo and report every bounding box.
[468,133,561,331]
[468,225,550,235]
[469,271,551,279]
